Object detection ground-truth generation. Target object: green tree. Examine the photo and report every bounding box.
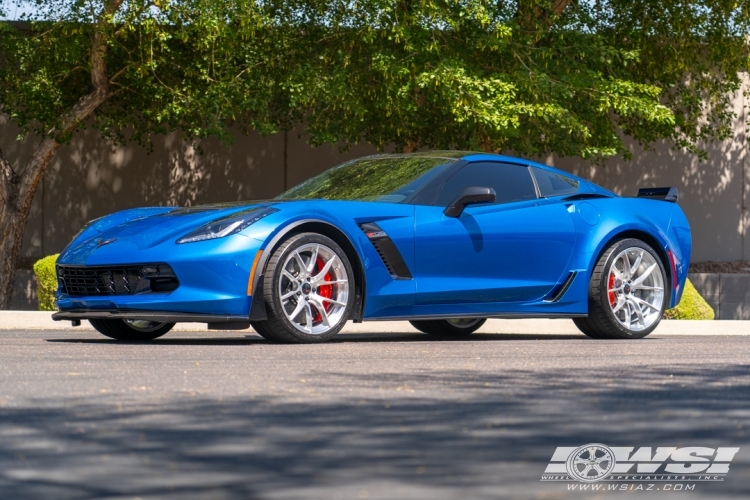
[0,0,748,308]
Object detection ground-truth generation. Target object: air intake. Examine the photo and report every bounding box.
[359,223,413,280]
[57,263,179,296]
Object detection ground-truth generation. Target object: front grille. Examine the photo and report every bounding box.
[57,264,179,297]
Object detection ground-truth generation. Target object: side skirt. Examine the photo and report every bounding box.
[364,312,588,322]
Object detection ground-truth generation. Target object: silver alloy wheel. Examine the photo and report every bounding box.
[125,319,168,332]
[279,243,350,335]
[447,318,483,328]
[607,247,664,331]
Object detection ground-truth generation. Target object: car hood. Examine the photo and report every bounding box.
[60,202,273,264]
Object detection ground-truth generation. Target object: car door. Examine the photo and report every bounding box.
[414,161,577,305]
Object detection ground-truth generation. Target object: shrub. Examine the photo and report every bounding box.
[663,278,714,320]
[33,254,59,311]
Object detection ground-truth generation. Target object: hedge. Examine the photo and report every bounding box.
[663,278,714,320]
[33,254,59,311]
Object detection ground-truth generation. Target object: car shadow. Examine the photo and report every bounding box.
[44,331,641,345]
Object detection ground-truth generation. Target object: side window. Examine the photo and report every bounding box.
[434,162,537,206]
[532,167,578,197]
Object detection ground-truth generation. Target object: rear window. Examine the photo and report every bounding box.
[532,167,579,197]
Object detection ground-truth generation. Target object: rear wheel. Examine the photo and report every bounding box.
[575,238,667,339]
[89,319,174,341]
[410,318,486,337]
[251,233,354,343]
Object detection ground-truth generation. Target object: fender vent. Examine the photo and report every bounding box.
[359,223,413,280]
[543,271,577,303]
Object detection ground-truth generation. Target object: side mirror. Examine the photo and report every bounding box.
[443,187,497,218]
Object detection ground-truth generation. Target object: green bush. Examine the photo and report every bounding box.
[33,254,59,311]
[663,278,714,320]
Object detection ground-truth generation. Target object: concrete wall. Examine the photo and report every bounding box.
[689,273,750,320]
[2,86,749,308]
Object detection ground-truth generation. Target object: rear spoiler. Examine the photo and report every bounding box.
[637,187,678,203]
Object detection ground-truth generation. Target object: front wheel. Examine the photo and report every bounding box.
[251,233,355,343]
[410,318,487,337]
[575,238,667,339]
[89,319,174,341]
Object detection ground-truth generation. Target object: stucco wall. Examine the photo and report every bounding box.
[1,88,747,284]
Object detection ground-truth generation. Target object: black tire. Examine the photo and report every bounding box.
[250,233,355,344]
[410,318,487,337]
[575,238,668,340]
[89,319,174,341]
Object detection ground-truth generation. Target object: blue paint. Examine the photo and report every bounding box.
[56,153,691,320]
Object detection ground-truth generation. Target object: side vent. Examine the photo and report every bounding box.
[543,271,577,303]
[359,222,413,279]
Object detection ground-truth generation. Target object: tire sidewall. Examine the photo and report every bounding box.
[89,319,174,341]
[597,239,668,338]
[268,233,355,342]
[444,318,486,335]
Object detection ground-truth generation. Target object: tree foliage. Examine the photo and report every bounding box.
[1,0,748,160]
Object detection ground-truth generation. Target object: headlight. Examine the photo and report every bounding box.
[176,207,278,244]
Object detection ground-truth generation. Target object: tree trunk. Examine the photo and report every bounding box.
[0,141,60,309]
[0,0,121,309]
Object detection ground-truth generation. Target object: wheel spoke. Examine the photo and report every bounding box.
[621,253,632,278]
[631,250,644,278]
[312,255,338,282]
[282,270,298,283]
[316,294,346,307]
[317,280,348,286]
[632,285,662,291]
[307,245,319,273]
[612,295,626,313]
[281,288,299,301]
[287,299,306,323]
[309,297,330,328]
[623,302,632,329]
[304,302,313,332]
[628,297,646,326]
[293,251,307,275]
[631,295,660,312]
[632,262,657,286]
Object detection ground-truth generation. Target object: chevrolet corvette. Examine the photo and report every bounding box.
[52,152,691,342]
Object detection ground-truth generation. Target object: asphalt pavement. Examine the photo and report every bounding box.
[0,324,749,499]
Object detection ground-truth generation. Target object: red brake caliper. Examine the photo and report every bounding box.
[312,257,333,323]
[608,273,616,307]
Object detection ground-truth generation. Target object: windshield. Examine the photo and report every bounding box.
[276,156,458,203]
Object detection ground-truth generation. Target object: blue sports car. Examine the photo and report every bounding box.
[52,152,691,343]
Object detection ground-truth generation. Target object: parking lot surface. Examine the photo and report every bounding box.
[0,326,748,499]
